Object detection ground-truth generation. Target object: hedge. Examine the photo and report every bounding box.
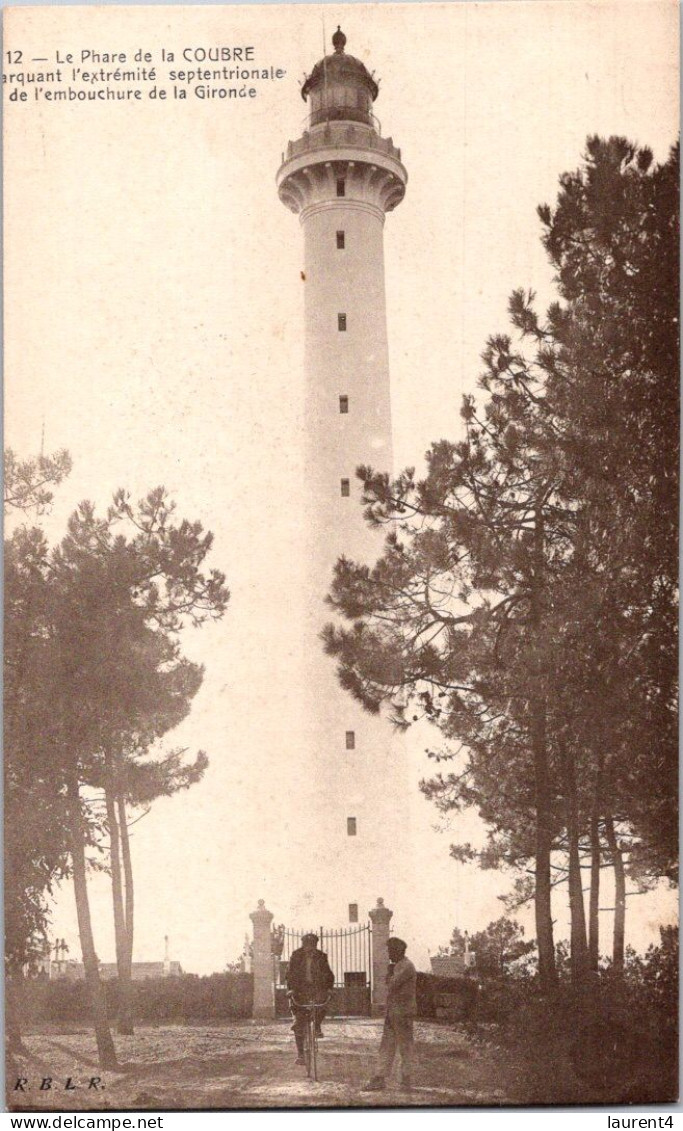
[21,972,254,1025]
[22,971,483,1025]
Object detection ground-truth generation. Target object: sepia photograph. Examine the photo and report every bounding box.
[3,0,679,1111]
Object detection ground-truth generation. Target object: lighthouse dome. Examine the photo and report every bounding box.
[301,28,379,127]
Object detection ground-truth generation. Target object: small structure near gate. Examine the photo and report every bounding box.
[249,898,394,1020]
[429,943,478,1021]
[429,931,475,978]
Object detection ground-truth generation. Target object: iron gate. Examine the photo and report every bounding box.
[275,923,372,1017]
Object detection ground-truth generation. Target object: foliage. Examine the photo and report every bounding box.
[501,927,679,1103]
[5,473,229,1064]
[620,925,678,1019]
[532,136,679,883]
[5,476,73,970]
[442,918,535,978]
[323,136,679,983]
[4,491,224,960]
[4,448,72,515]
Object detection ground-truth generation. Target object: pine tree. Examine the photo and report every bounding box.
[6,485,229,1067]
[324,136,678,989]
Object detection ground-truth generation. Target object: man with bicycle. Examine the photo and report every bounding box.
[287,932,335,1065]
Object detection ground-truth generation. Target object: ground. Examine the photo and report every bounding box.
[8,1019,521,1111]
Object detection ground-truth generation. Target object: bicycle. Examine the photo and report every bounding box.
[288,992,331,1081]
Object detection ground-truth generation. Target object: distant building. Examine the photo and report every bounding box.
[430,955,469,977]
[42,960,183,982]
[34,937,183,980]
[430,934,476,976]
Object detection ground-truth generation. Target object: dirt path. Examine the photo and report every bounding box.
[9,1019,521,1110]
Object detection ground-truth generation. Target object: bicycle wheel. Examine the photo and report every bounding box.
[310,1014,318,1081]
[309,1013,318,1081]
[304,1015,313,1078]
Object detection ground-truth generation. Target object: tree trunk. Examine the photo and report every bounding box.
[561,741,589,985]
[6,969,27,1057]
[105,766,134,1035]
[531,503,557,992]
[533,719,556,991]
[604,813,625,974]
[588,773,602,972]
[118,791,135,1025]
[68,777,118,1069]
[588,812,601,971]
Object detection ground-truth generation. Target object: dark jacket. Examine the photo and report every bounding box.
[287,946,334,1000]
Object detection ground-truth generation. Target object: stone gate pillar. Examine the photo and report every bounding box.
[369,897,393,1016]
[250,899,275,1020]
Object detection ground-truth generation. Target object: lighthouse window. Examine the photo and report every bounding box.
[336,230,345,249]
[347,817,357,836]
[339,395,349,414]
[341,478,350,497]
[345,730,355,749]
[336,178,346,197]
[348,903,359,923]
[338,313,347,331]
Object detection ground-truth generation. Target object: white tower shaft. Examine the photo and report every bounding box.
[277,34,409,930]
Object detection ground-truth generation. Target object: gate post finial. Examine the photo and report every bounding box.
[250,900,275,1020]
[369,897,393,1016]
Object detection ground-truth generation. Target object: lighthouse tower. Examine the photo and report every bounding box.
[277,30,409,929]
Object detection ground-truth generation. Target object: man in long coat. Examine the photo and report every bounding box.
[287,932,335,1064]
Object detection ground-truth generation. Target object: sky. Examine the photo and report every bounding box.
[5,0,679,974]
